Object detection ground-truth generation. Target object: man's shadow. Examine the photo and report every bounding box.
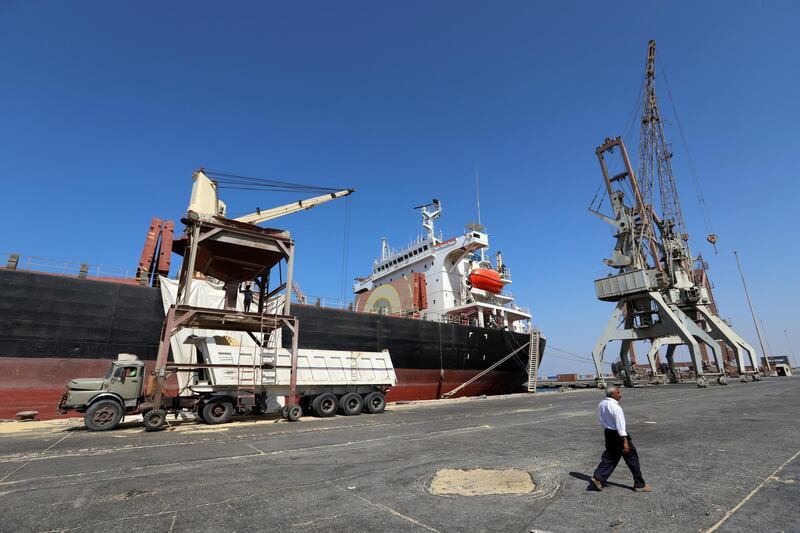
[569,472,633,491]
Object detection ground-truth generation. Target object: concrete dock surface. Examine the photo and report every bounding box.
[1,377,798,532]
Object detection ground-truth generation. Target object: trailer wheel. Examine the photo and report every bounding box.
[84,399,123,431]
[312,393,338,417]
[363,392,386,414]
[339,393,363,416]
[203,399,233,424]
[143,409,167,431]
[286,405,302,422]
[195,402,206,423]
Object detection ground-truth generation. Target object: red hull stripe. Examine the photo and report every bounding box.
[0,358,527,420]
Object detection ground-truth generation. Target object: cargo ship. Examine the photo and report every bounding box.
[0,189,543,420]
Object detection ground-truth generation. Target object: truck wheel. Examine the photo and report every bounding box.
[312,393,338,417]
[84,399,123,431]
[203,399,233,424]
[286,405,302,422]
[363,392,386,414]
[195,402,206,423]
[339,393,363,416]
[143,409,166,431]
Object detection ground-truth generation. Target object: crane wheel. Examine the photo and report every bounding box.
[144,409,167,432]
[286,405,302,422]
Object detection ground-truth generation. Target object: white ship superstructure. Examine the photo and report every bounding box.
[353,199,532,333]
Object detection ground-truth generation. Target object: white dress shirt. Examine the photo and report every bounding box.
[598,397,627,437]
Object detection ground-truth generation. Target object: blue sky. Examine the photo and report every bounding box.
[1,1,798,374]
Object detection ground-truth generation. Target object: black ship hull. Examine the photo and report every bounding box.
[0,269,542,419]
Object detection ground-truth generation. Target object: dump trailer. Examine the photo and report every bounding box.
[58,343,396,431]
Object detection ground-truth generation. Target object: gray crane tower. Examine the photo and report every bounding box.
[589,41,760,388]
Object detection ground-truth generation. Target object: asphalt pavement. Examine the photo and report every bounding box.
[1,377,798,533]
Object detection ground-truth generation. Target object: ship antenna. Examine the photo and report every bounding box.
[475,162,482,227]
[475,162,485,261]
[415,198,442,244]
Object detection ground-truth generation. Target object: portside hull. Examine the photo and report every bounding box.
[0,270,543,420]
[0,357,527,420]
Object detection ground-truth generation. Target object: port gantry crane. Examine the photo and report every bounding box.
[143,169,354,428]
[589,41,760,388]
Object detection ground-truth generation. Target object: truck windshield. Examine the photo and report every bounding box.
[104,365,118,380]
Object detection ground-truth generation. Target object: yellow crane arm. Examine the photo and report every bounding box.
[233,188,355,225]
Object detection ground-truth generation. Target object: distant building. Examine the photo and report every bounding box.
[763,355,791,367]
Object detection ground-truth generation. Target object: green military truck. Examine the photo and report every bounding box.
[58,345,397,432]
[57,354,149,431]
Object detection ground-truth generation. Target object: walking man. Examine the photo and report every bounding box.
[591,386,651,492]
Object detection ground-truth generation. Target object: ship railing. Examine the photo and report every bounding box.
[4,252,137,280]
[291,293,351,311]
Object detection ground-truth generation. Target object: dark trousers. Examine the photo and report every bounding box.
[593,428,646,488]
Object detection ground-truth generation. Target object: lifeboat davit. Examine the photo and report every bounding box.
[469,268,504,294]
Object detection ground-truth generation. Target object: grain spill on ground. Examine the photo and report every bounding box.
[429,468,534,496]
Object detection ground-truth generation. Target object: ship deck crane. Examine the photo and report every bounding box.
[188,169,354,225]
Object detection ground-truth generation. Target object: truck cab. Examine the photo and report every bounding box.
[57,353,146,431]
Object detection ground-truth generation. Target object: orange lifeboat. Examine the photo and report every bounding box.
[469,268,504,294]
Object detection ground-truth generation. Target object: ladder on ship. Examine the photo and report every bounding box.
[527,329,541,393]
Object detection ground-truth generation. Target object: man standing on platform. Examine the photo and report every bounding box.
[591,386,652,492]
[241,282,253,313]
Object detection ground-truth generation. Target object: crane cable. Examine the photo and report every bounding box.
[656,56,717,243]
[339,196,352,303]
[205,169,345,194]
[546,345,613,367]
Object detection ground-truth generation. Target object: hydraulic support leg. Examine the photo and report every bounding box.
[591,302,626,387]
[665,345,678,383]
[695,305,759,375]
[645,335,682,381]
[619,339,635,387]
